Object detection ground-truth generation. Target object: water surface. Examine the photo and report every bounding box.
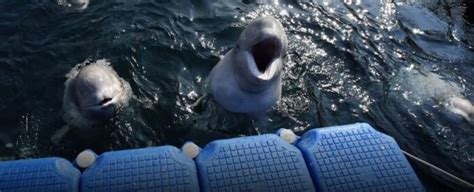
[0,0,473,190]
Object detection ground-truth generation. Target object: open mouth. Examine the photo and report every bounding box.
[251,37,280,73]
[98,97,113,106]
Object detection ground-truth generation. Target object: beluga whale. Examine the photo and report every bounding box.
[394,68,474,126]
[208,16,288,114]
[58,0,89,10]
[62,59,132,130]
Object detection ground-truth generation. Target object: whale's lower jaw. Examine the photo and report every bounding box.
[209,60,282,114]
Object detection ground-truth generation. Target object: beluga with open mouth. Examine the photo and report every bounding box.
[208,16,288,114]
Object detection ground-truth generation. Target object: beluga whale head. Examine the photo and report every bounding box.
[63,59,132,129]
[58,0,89,10]
[208,16,288,113]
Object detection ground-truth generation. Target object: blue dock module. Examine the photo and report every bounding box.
[297,123,425,192]
[0,157,81,192]
[80,146,200,192]
[196,134,315,192]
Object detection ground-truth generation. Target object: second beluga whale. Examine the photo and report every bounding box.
[52,59,133,144]
[208,16,288,114]
[63,59,132,129]
[58,0,89,10]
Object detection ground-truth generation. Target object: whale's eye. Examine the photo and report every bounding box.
[98,98,112,106]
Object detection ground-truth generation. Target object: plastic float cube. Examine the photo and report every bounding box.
[80,146,199,192]
[196,134,315,192]
[0,157,80,192]
[297,123,425,192]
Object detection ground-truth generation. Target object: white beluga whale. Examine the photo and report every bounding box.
[58,0,89,10]
[62,59,132,129]
[208,16,288,114]
[394,68,473,126]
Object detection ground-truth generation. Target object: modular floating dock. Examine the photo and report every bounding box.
[0,123,425,191]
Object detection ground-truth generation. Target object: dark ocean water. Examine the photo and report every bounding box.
[0,0,473,191]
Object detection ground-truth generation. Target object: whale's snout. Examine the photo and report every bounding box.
[74,77,120,119]
[83,96,118,120]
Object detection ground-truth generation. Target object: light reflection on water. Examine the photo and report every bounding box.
[0,0,472,189]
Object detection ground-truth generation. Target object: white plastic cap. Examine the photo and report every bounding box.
[278,128,298,144]
[181,141,200,159]
[75,149,97,169]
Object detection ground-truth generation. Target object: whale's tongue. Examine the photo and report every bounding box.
[251,37,279,73]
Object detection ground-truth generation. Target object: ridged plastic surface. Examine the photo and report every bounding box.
[81,146,199,192]
[0,123,426,192]
[196,134,315,192]
[297,123,424,192]
[0,157,80,192]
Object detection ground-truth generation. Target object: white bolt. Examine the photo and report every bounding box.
[181,142,200,159]
[278,128,298,144]
[75,149,97,169]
